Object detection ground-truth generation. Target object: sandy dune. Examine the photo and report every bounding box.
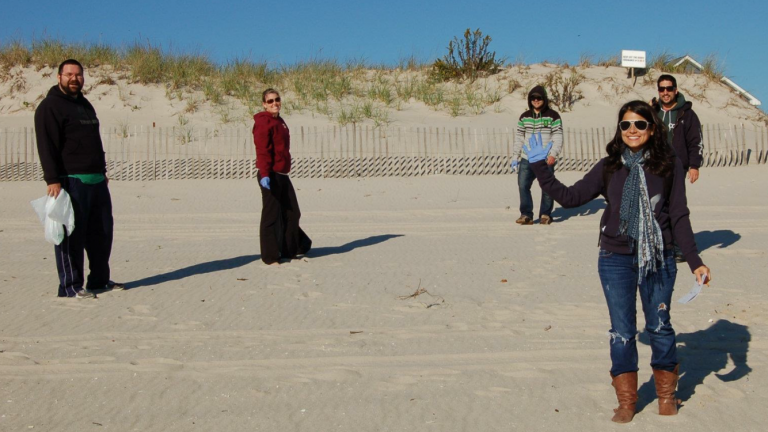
[0,165,765,431]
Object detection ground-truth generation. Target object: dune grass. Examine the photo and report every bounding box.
[0,39,738,125]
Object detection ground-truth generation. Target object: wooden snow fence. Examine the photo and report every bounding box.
[2,123,767,181]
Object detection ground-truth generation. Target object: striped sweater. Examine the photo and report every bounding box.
[512,85,564,161]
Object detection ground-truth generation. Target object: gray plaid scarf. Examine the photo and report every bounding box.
[618,147,665,282]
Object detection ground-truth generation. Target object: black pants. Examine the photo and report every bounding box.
[55,177,114,297]
[258,173,311,264]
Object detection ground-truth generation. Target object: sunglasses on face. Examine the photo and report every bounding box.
[619,120,650,131]
[265,97,281,104]
[530,96,543,101]
[658,86,676,93]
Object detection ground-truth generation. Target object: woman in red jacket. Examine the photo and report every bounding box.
[253,89,311,265]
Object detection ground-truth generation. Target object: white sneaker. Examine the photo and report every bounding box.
[75,290,97,299]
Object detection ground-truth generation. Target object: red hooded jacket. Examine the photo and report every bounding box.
[252,111,291,175]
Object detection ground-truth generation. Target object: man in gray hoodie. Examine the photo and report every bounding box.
[510,86,563,225]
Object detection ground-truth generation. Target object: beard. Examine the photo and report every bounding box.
[59,79,82,96]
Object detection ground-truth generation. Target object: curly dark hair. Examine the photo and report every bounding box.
[604,100,674,177]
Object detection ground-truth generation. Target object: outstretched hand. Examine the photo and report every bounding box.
[524,132,553,164]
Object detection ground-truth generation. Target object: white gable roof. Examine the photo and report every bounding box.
[671,55,761,106]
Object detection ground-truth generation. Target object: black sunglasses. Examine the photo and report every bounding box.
[619,120,650,131]
[658,86,676,93]
[530,96,543,101]
[265,97,281,104]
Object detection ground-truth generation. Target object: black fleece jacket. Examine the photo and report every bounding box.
[531,157,704,272]
[652,95,704,170]
[34,85,106,184]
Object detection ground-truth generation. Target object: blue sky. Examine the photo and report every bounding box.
[2,0,765,111]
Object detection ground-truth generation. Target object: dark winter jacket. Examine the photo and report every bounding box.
[652,94,704,170]
[531,157,704,272]
[34,86,106,184]
[512,85,564,160]
[252,111,291,176]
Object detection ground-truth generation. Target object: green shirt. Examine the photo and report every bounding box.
[67,173,106,184]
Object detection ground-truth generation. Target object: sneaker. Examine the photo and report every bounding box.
[106,281,126,291]
[75,290,97,299]
[515,215,534,225]
[540,215,552,225]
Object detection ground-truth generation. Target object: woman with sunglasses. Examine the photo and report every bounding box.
[253,88,311,265]
[524,100,711,423]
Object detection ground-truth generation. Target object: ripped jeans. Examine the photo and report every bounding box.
[598,249,678,376]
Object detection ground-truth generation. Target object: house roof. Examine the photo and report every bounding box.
[670,55,761,106]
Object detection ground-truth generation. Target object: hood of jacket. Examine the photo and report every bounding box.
[655,92,692,113]
[254,110,281,122]
[667,93,691,112]
[527,85,550,111]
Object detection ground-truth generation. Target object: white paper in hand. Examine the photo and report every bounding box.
[678,275,707,304]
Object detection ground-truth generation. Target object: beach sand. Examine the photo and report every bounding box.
[1,165,766,431]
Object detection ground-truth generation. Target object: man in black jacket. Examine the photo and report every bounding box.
[652,74,704,184]
[651,74,704,262]
[35,59,122,298]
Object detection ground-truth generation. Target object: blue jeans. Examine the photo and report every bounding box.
[597,249,678,376]
[518,159,554,218]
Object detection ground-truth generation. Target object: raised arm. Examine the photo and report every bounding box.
[524,132,604,207]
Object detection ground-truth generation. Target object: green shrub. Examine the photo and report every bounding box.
[430,28,504,82]
[542,67,584,112]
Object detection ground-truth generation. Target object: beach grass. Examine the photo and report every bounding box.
[0,39,738,125]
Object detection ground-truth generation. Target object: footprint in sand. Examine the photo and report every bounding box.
[50,299,97,311]
[296,368,363,383]
[296,291,322,300]
[118,305,158,321]
[129,357,184,372]
[0,352,38,365]
[474,387,513,397]
[170,320,203,330]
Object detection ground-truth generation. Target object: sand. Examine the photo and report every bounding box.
[1,64,765,132]
[1,164,766,431]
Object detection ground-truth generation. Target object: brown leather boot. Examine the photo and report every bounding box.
[653,365,681,415]
[610,372,638,423]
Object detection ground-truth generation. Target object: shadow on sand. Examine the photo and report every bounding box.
[637,319,751,413]
[308,234,403,258]
[122,254,260,290]
[116,235,403,290]
[551,199,606,223]
[694,230,741,253]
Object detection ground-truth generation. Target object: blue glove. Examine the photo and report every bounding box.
[525,132,553,164]
[510,160,519,173]
[259,176,271,190]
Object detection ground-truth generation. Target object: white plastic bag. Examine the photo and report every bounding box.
[30,190,75,245]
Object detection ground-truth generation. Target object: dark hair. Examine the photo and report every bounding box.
[58,59,83,75]
[262,88,279,102]
[604,100,674,177]
[657,74,677,87]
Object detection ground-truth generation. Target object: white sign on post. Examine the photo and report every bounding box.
[621,50,647,68]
